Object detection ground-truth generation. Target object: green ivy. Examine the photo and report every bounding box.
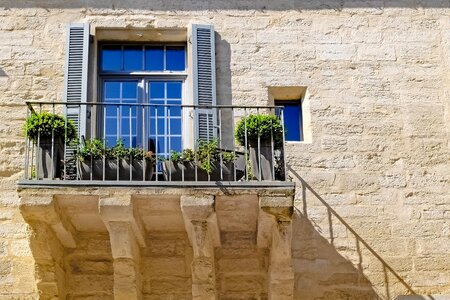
[24,112,77,143]
[235,114,283,148]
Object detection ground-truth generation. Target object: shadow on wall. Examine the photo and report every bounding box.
[215,33,234,150]
[1,0,449,10]
[288,166,425,300]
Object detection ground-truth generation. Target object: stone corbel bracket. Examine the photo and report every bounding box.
[180,195,220,300]
[99,195,146,300]
[20,194,77,248]
[258,195,295,300]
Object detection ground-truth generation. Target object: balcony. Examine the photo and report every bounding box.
[17,102,296,299]
[19,101,292,187]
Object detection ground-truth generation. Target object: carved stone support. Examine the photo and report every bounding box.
[259,195,294,300]
[19,195,70,299]
[99,196,145,300]
[180,195,219,300]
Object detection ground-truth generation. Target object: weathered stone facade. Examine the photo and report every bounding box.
[0,1,449,299]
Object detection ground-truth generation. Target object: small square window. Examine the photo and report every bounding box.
[275,100,303,142]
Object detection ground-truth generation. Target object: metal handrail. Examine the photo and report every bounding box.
[25,101,284,109]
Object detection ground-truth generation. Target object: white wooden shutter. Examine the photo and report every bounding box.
[64,23,89,140]
[191,24,217,142]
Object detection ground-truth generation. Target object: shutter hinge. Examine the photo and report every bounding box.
[89,35,94,43]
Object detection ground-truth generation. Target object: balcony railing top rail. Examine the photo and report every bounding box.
[23,101,287,184]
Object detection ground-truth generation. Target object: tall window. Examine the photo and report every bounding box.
[99,44,186,157]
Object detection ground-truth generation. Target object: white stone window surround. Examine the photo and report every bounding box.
[268,86,312,143]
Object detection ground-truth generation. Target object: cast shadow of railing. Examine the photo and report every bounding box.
[288,165,424,300]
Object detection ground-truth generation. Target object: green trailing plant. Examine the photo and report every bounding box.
[76,138,107,161]
[196,139,219,174]
[235,114,283,148]
[78,139,154,162]
[167,148,196,163]
[24,112,77,143]
[221,151,236,163]
[110,140,128,159]
[182,148,195,162]
[129,147,154,161]
[168,150,183,163]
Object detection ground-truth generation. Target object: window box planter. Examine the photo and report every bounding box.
[162,160,243,182]
[78,158,153,181]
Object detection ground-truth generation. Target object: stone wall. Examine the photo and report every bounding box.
[0,1,449,299]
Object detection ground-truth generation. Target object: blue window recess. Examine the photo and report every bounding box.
[276,101,303,142]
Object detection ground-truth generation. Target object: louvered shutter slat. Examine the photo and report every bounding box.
[63,23,89,178]
[192,24,217,142]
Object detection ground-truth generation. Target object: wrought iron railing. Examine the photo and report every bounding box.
[23,101,286,183]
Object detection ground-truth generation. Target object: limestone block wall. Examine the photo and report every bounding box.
[64,233,113,299]
[0,1,449,299]
[142,232,192,299]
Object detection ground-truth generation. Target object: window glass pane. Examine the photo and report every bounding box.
[166,46,185,71]
[169,137,182,152]
[149,106,165,117]
[167,81,182,99]
[106,136,117,148]
[105,107,118,117]
[121,105,137,117]
[155,137,165,154]
[123,46,143,71]
[122,121,137,135]
[101,46,122,71]
[104,82,121,99]
[149,82,165,99]
[145,46,164,71]
[282,103,301,142]
[167,106,181,117]
[169,119,182,134]
[149,118,165,135]
[122,82,138,99]
[105,119,117,135]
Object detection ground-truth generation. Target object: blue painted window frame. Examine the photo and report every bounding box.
[98,43,187,153]
[275,100,303,142]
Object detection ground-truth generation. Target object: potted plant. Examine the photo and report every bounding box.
[121,144,154,181]
[235,114,283,180]
[24,112,77,179]
[162,148,203,181]
[162,139,244,181]
[77,139,154,181]
[77,138,111,180]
